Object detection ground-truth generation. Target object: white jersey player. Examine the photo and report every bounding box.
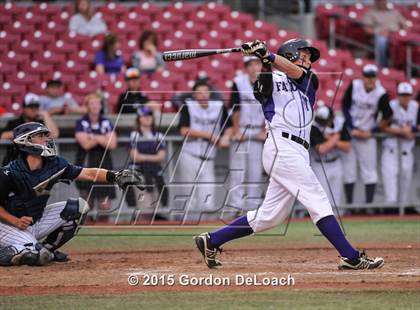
[228,56,266,212]
[381,82,419,204]
[310,105,351,210]
[194,39,384,271]
[177,80,232,220]
[341,64,393,205]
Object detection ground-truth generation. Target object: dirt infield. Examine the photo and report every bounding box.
[1,245,419,296]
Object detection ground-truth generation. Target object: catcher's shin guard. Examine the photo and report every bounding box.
[43,198,90,252]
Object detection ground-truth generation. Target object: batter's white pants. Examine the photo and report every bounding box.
[381,147,414,204]
[227,140,264,211]
[247,136,334,233]
[0,201,67,252]
[311,158,344,208]
[176,152,217,221]
[342,137,378,184]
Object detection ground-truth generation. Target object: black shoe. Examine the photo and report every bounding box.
[193,232,222,269]
[53,250,69,262]
[338,251,384,270]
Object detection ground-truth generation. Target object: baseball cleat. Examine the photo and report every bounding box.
[338,251,384,270]
[193,232,222,269]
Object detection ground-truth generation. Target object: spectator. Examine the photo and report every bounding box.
[126,106,168,219]
[176,79,232,220]
[69,0,107,37]
[363,0,407,68]
[131,30,165,74]
[171,74,223,110]
[341,64,392,207]
[0,93,59,165]
[310,105,351,211]
[116,68,149,114]
[381,82,419,205]
[39,79,87,115]
[74,93,117,220]
[94,33,125,75]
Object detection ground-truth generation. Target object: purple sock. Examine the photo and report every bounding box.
[316,215,359,260]
[209,215,254,248]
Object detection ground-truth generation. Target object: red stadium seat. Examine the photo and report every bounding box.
[49,40,79,56]
[125,11,152,31]
[0,3,27,16]
[36,50,67,68]
[191,10,219,27]
[24,31,56,46]
[0,61,17,76]
[23,61,53,76]
[97,2,129,16]
[156,10,184,28]
[16,11,48,28]
[132,3,163,20]
[2,51,31,67]
[150,21,173,37]
[8,71,41,88]
[15,40,44,59]
[63,60,89,75]
[167,2,196,19]
[179,21,208,36]
[1,82,26,97]
[41,20,68,35]
[200,2,231,20]
[4,21,36,36]
[227,11,254,29]
[31,3,61,18]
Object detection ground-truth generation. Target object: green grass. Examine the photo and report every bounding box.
[68,219,420,251]
[1,290,419,310]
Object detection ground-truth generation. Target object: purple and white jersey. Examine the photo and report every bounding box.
[262,68,317,142]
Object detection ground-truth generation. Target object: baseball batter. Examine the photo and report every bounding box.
[381,82,419,204]
[194,39,384,270]
[310,105,351,210]
[228,56,266,212]
[341,64,393,205]
[0,122,145,266]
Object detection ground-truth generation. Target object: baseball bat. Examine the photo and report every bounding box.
[162,47,242,62]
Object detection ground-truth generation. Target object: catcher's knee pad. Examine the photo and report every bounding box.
[60,197,90,225]
[44,198,89,252]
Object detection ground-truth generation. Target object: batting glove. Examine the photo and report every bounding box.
[241,40,275,64]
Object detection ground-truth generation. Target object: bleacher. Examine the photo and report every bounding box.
[0,1,418,117]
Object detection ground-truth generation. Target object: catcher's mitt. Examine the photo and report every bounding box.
[114,169,146,191]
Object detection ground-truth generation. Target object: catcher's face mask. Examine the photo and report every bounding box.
[13,126,57,157]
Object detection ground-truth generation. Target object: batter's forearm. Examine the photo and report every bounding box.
[271,54,303,80]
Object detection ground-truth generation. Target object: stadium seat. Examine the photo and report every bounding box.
[132,2,163,20]
[24,30,56,46]
[200,2,231,20]
[31,3,61,18]
[167,2,196,19]
[1,82,26,97]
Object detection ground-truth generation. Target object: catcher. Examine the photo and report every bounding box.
[0,122,145,266]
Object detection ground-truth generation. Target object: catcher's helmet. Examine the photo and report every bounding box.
[277,38,320,63]
[13,122,57,157]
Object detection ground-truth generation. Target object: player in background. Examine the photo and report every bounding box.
[227,56,266,214]
[0,122,145,266]
[1,94,59,166]
[310,105,351,212]
[177,80,232,221]
[194,39,384,270]
[341,64,392,206]
[381,82,419,205]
